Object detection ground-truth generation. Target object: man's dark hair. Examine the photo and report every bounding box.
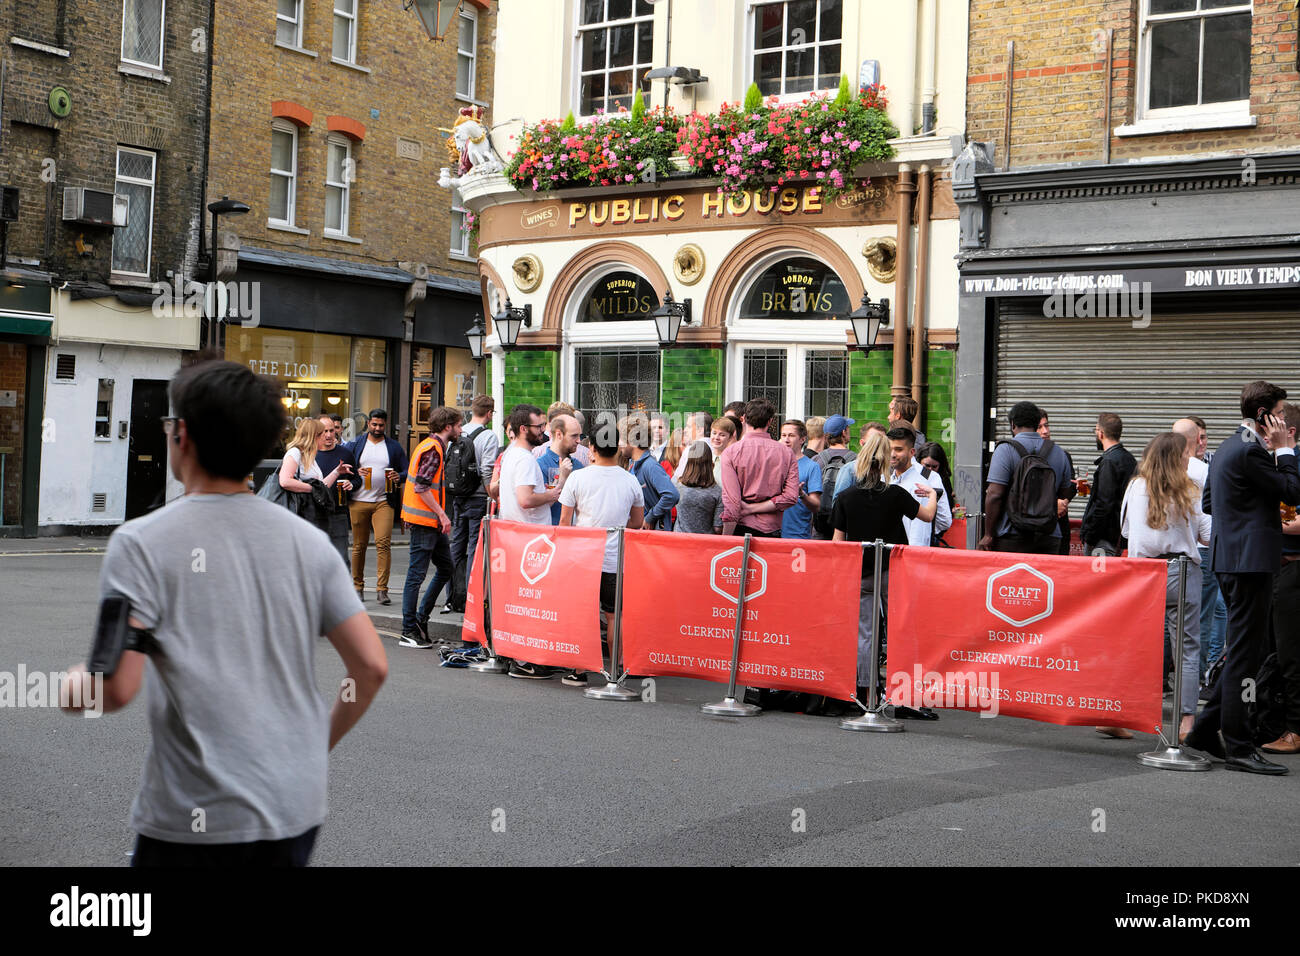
[723,401,746,418]
[508,403,543,434]
[1008,401,1043,431]
[742,397,776,430]
[886,425,916,446]
[428,405,461,434]
[329,414,343,426]
[1037,408,1049,423]
[1097,412,1123,441]
[590,418,621,457]
[368,408,387,422]
[1187,415,1206,430]
[1241,380,1288,420]
[170,361,284,480]
[471,394,494,417]
[782,419,807,440]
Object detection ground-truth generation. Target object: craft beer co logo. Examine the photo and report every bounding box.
[709,547,768,605]
[985,563,1054,627]
[520,535,556,585]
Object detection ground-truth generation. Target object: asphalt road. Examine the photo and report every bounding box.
[2,545,1298,867]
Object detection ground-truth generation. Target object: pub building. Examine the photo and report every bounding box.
[465,170,962,450]
[953,147,1300,532]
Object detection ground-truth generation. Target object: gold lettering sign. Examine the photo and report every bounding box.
[521,205,560,229]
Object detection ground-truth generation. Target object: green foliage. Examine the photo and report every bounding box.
[833,74,852,109]
[743,82,763,115]
[631,88,646,122]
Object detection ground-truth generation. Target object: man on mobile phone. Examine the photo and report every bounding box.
[1185,381,1300,775]
[60,360,387,866]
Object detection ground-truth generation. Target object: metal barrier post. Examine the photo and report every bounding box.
[468,515,509,674]
[702,533,761,717]
[1139,556,1208,770]
[586,527,639,701]
[841,539,903,732]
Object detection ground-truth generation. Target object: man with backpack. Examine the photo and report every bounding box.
[979,401,1075,554]
[444,395,499,615]
[812,414,856,539]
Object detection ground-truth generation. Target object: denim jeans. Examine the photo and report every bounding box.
[1197,546,1227,679]
[402,524,454,634]
[449,495,488,611]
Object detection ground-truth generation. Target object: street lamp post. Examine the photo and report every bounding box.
[492,299,532,352]
[650,290,693,350]
[847,292,890,352]
[405,0,467,40]
[206,196,249,352]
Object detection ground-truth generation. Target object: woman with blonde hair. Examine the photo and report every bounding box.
[1118,431,1210,742]
[278,418,353,533]
[832,431,937,694]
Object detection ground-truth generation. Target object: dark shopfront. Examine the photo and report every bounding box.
[229,249,481,456]
[0,277,51,537]
[952,150,1300,539]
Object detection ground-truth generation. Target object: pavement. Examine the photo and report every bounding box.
[3,542,1299,867]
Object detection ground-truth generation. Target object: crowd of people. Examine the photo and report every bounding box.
[268,379,1300,777]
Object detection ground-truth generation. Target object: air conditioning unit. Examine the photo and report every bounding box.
[62,187,128,227]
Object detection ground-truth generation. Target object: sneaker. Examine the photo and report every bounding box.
[561,671,588,687]
[508,661,553,680]
[414,618,430,643]
[398,631,434,649]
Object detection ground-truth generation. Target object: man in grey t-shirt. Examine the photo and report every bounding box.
[62,361,387,866]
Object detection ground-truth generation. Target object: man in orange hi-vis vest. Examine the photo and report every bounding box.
[399,406,463,648]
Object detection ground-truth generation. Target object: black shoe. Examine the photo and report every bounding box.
[376,590,391,606]
[439,603,456,615]
[397,631,434,649]
[414,617,430,643]
[508,661,553,680]
[894,705,940,721]
[561,671,588,687]
[1183,729,1226,760]
[1224,751,1290,775]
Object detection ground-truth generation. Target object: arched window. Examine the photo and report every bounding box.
[737,256,850,320]
[577,270,661,322]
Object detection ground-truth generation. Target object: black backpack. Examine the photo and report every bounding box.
[812,449,854,538]
[444,424,482,498]
[999,438,1060,536]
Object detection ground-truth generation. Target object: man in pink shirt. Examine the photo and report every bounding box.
[720,397,801,537]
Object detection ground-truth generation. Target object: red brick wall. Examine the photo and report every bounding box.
[968,0,1300,167]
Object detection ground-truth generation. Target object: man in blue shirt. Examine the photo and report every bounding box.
[979,401,1075,554]
[620,412,679,530]
[535,412,583,525]
[779,419,822,538]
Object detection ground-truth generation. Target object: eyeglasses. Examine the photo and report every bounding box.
[526,422,547,431]
[161,416,179,435]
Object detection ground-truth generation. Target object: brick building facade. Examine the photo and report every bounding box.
[209,0,498,455]
[952,0,1300,536]
[0,0,211,534]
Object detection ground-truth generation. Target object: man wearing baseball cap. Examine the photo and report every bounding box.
[812,414,856,538]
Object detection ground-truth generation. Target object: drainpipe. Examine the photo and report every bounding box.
[920,0,938,134]
[892,165,916,400]
[911,165,932,416]
[896,0,919,138]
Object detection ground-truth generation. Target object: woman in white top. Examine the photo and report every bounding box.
[279,419,352,530]
[1120,431,1211,742]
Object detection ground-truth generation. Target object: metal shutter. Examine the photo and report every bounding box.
[994,307,1300,492]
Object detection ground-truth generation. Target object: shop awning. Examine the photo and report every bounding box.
[0,312,52,339]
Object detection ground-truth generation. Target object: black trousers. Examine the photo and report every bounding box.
[993,532,1060,555]
[132,826,319,867]
[1193,571,1274,756]
[1272,561,1300,734]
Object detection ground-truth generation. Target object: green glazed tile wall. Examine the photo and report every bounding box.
[503,350,557,412]
[662,348,725,421]
[847,347,956,461]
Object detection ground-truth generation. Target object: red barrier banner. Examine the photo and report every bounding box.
[486,520,606,672]
[621,531,860,700]
[943,517,969,549]
[460,525,486,645]
[885,547,1165,732]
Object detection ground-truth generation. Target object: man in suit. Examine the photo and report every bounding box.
[1185,381,1300,774]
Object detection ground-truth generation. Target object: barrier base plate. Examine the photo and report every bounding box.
[1138,746,1211,771]
[701,697,760,718]
[468,656,509,674]
[840,710,905,733]
[584,681,639,701]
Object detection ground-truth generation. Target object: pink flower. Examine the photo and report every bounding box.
[849,140,861,151]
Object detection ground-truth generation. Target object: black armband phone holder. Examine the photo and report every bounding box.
[89,593,159,677]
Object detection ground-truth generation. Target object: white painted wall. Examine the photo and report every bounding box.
[39,341,183,527]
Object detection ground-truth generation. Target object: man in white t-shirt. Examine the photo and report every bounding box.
[498,404,569,678]
[888,425,951,547]
[559,423,644,687]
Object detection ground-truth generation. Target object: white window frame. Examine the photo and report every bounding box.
[276,0,303,48]
[112,146,157,278]
[573,0,656,118]
[456,7,478,100]
[1137,0,1252,124]
[333,0,357,64]
[120,0,166,71]
[450,187,472,259]
[269,121,298,228]
[324,135,353,238]
[745,0,844,105]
